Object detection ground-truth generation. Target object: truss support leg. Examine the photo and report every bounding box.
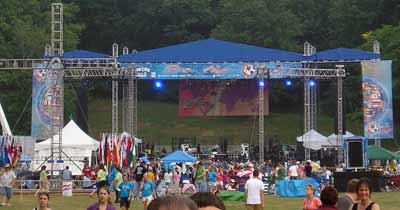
[112,79,119,134]
[336,67,344,165]
[259,79,265,162]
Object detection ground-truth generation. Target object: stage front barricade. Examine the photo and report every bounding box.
[334,171,382,192]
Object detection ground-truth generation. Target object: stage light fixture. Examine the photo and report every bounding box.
[309,80,316,87]
[258,80,265,87]
[285,80,292,86]
[154,80,163,89]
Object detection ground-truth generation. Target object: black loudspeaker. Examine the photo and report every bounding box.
[334,171,382,192]
[347,141,364,168]
[296,142,305,161]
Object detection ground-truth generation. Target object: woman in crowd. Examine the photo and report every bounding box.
[337,179,359,210]
[87,187,116,210]
[90,164,107,197]
[303,184,322,210]
[351,178,380,210]
[33,192,52,210]
[317,186,338,210]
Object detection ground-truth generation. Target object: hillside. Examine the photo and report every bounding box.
[87,98,366,146]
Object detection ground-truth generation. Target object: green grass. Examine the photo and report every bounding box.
[88,98,366,145]
[6,192,400,210]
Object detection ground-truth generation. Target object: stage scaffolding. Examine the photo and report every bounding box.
[0,3,370,171]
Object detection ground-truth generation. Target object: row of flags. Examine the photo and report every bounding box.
[0,135,22,167]
[98,132,139,168]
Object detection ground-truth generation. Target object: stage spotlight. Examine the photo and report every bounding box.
[258,80,265,87]
[154,80,163,90]
[285,80,292,87]
[309,80,316,87]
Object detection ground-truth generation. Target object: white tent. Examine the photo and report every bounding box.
[296,129,329,150]
[327,131,355,146]
[33,120,99,175]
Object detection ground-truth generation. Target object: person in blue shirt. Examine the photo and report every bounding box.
[139,173,156,210]
[118,174,133,210]
[207,166,217,193]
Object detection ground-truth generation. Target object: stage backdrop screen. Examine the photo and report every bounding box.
[362,60,393,139]
[31,64,63,140]
[179,80,269,116]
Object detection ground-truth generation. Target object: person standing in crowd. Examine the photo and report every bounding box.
[90,164,107,197]
[277,163,286,181]
[164,169,172,187]
[194,162,206,192]
[82,162,94,178]
[244,170,264,210]
[317,186,338,210]
[133,161,147,199]
[351,179,380,210]
[305,161,312,178]
[216,167,224,191]
[207,166,217,194]
[190,192,226,210]
[33,192,52,210]
[62,166,72,180]
[303,184,322,210]
[35,166,49,196]
[112,167,123,203]
[140,173,157,210]
[0,164,16,206]
[289,161,299,180]
[119,174,133,210]
[337,179,359,210]
[87,187,116,210]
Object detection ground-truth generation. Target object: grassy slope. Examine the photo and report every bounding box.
[88,98,365,145]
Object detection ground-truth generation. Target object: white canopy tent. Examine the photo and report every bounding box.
[327,131,355,146]
[33,120,99,175]
[296,129,329,150]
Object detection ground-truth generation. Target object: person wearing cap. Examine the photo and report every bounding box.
[0,164,16,206]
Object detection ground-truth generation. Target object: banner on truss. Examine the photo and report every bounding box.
[362,60,393,139]
[31,64,63,139]
[122,62,300,79]
[179,80,269,116]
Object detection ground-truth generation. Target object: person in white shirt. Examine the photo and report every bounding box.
[289,161,299,180]
[0,164,16,206]
[244,170,264,210]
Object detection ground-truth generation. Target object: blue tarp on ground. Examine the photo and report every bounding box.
[118,39,305,63]
[276,178,319,197]
[308,48,380,61]
[160,150,197,163]
[45,50,111,59]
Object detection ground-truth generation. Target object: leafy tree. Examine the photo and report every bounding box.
[0,0,83,135]
[211,0,302,51]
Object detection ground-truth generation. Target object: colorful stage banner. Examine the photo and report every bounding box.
[31,64,63,139]
[179,80,269,116]
[122,62,300,80]
[362,60,393,139]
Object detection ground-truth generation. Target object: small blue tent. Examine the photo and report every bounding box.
[160,150,197,163]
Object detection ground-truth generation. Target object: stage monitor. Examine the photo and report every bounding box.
[345,137,368,170]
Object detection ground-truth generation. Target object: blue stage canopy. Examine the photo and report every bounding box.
[118,39,305,63]
[160,150,197,163]
[45,50,110,59]
[308,48,380,61]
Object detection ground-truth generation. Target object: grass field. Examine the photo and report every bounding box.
[6,192,400,210]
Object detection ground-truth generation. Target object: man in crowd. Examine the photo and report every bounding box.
[62,166,72,180]
[0,164,16,206]
[244,170,264,210]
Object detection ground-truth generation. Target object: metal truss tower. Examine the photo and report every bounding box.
[112,43,119,134]
[336,65,345,165]
[258,78,265,162]
[303,42,317,161]
[51,3,63,56]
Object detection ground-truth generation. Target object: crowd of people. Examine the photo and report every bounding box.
[0,156,391,210]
